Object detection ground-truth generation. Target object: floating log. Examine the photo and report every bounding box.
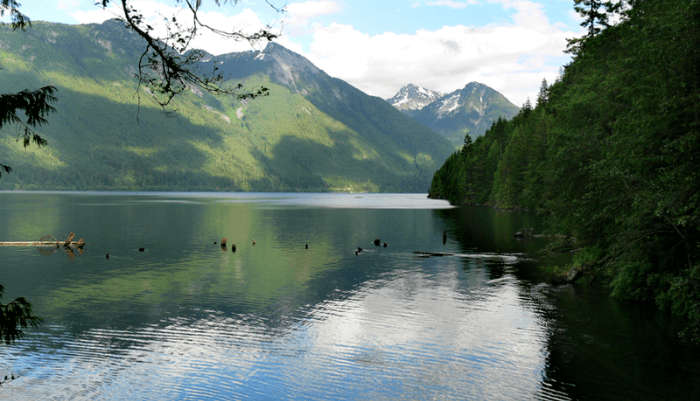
[0,239,85,248]
[0,232,85,248]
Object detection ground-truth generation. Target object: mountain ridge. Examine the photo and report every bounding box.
[386,84,442,111]
[387,81,520,147]
[0,20,453,192]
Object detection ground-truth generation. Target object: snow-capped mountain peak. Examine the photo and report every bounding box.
[411,81,520,146]
[386,84,442,111]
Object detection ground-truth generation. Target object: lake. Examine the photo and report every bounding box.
[0,192,698,400]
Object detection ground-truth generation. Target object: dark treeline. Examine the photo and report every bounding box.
[429,0,699,342]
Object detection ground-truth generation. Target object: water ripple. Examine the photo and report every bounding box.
[1,266,559,400]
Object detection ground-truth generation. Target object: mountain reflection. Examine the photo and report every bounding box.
[1,192,696,400]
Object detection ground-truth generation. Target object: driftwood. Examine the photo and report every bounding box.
[0,232,85,248]
[0,241,84,247]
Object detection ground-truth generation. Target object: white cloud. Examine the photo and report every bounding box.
[280,0,342,36]
[291,2,574,106]
[188,8,272,53]
[425,0,478,8]
[71,0,276,54]
[69,0,575,105]
[286,1,341,21]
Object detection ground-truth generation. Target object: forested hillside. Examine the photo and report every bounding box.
[429,0,699,341]
[0,20,452,192]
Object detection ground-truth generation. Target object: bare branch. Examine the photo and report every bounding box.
[98,0,284,107]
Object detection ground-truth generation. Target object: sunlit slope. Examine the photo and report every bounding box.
[0,20,452,192]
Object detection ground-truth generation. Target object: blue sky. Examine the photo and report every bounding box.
[13,0,583,104]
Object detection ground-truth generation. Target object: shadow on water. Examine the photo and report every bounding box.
[436,205,700,401]
[545,286,700,400]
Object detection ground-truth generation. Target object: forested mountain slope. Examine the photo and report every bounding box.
[0,20,453,192]
[430,0,699,341]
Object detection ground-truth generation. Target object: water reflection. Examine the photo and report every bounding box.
[0,192,697,400]
[525,282,700,400]
[433,207,700,400]
[3,264,551,400]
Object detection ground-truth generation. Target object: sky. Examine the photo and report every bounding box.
[14,0,583,105]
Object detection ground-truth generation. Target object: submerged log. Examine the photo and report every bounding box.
[413,251,455,257]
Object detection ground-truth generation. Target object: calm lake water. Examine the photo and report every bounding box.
[0,192,698,400]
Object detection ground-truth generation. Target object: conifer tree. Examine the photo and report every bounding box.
[536,78,549,106]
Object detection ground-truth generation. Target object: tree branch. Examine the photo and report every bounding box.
[102,0,282,107]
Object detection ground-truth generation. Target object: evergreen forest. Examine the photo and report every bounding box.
[429,0,699,341]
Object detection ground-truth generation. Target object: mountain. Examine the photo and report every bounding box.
[407,82,519,147]
[386,84,441,111]
[0,20,453,192]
